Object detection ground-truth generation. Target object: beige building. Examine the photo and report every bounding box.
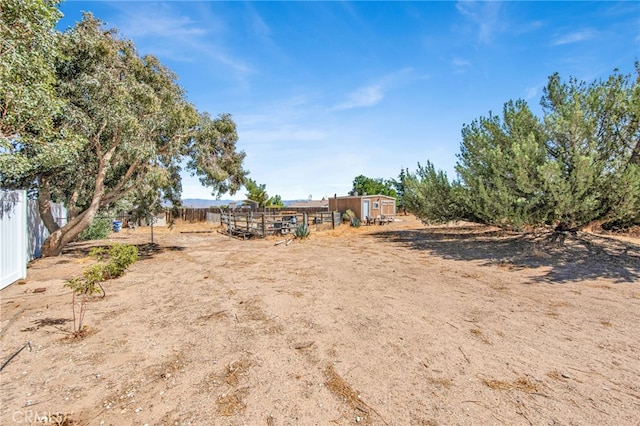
[328,194,396,222]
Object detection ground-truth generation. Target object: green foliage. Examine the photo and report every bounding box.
[342,209,356,222]
[538,67,640,229]
[244,178,269,207]
[349,175,397,198]
[105,243,139,278]
[294,223,310,239]
[77,217,112,241]
[405,161,468,225]
[391,168,410,212]
[64,243,138,335]
[350,217,361,228]
[0,0,68,181]
[267,194,284,207]
[423,65,640,231]
[456,100,549,229]
[88,246,106,259]
[1,9,247,256]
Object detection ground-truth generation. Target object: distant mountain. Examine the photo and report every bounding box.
[180,199,233,208]
[179,198,312,208]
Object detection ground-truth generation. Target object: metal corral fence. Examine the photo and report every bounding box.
[220,211,341,239]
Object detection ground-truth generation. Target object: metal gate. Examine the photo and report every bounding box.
[0,190,27,290]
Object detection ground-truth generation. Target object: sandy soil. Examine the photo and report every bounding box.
[1,215,639,426]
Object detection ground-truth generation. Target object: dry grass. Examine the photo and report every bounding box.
[482,376,540,393]
[224,359,252,387]
[216,388,248,416]
[324,364,371,422]
[426,376,453,388]
[470,328,492,345]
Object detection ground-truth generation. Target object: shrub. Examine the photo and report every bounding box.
[294,223,310,239]
[342,209,355,222]
[64,243,138,337]
[105,243,138,278]
[77,218,112,241]
[350,217,361,227]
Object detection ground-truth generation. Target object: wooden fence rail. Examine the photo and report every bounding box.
[220,211,340,239]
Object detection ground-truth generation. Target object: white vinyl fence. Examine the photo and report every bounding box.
[1,190,27,290]
[1,190,67,290]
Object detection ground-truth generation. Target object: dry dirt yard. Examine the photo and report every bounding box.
[1,215,639,426]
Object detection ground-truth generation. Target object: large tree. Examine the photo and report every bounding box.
[0,0,78,182]
[407,66,639,231]
[404,161,467,224]
[456,99,549,229]
[244,178,269,207]
[243,178,284,207]
[0,11,246,255]
[539,67,640,229]
[349,174,397,198]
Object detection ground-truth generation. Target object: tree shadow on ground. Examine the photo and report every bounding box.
[62,242,185,261]
[372,225,640,283]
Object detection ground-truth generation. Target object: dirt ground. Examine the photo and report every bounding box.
[1,215,639,425]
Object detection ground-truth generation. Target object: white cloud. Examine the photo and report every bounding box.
[552,30,596,46]
[332,84,384,111]
[110,3,252,75]
[455,0,504,44]
[331,68,416,111]
[451,57,472,74]
[115,3,211,40]
[525,86,538,101]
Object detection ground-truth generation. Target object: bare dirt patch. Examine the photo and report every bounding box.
[1,216,639,425]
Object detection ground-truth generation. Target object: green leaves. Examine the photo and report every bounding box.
[349,175,397,198]
[2,6,247,254]
[404,161,467,225]
[408,66,639,231]
[541,67,640,228]
[456,100,548,229]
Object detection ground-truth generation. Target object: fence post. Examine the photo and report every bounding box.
[261,213,266,237]
[331,211,336,229]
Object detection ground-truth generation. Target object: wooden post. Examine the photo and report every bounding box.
[331,211,336,229]
[261,212,266,237]
[303,212,308,228]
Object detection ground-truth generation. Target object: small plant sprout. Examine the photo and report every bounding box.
[64,243,139,337]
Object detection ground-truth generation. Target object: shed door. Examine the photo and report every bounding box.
[362,199,370,219]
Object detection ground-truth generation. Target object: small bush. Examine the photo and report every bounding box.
[64,243,138,336]
[77,218,112,241]
[106,243,139,278]
[342,209,355,222]
[350,217,361,228]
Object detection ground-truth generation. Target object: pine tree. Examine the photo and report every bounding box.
[456,100,549,229]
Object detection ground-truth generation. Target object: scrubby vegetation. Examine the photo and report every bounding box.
[404,65,640,232]
[64,243,139,336]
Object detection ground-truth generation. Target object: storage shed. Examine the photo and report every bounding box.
[329,194,396,223]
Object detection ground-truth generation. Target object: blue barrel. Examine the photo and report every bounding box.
[112,220,122,232]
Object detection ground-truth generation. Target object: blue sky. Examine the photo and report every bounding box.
[57,1,640,201]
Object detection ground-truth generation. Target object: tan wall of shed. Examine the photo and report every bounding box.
[329,196,396,221]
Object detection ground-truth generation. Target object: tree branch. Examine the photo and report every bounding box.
[37,178,61,234]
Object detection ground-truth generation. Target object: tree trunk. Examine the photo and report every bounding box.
[40,203,101,257]
[37,180,61,235]
[41,146,114,257]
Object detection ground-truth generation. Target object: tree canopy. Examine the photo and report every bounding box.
[406,66,640,231]
[0,7,247,255]
[349,175,397,198]
[243,178,284,207]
